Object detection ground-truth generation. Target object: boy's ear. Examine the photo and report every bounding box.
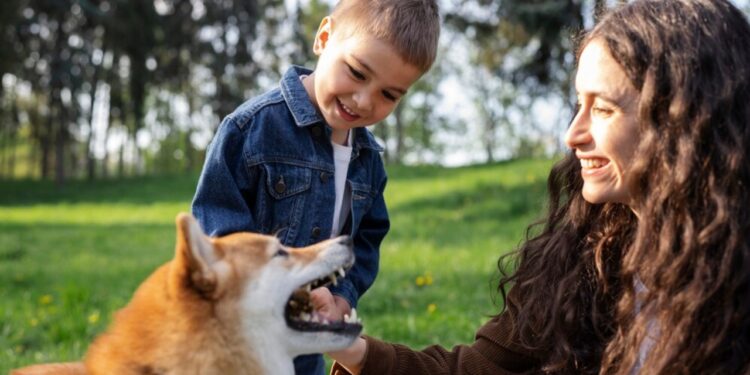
[313,16,333,55]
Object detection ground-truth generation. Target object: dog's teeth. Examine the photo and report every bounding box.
[330,275,338,286]
[311,315,319,323]
[343,308,360,324]
[300,313,311,321]
[338,268,346,278]
[305,284,312,292]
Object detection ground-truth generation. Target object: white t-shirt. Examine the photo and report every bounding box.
[298,75,353,237]
[330,131,352,237]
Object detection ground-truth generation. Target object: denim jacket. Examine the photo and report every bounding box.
[191,66,390,309]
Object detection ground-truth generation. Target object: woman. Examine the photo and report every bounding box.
[328,0,750,373]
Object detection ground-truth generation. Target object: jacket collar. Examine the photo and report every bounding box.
[279,65,384,152]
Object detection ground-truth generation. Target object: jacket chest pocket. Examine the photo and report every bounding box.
[350,181,375,217]
[261,163,312,239]
[263,163,312,200]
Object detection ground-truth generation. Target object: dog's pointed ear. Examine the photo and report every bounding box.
[174,212,219,295]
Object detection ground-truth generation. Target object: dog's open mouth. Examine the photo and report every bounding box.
[284,267,362,334]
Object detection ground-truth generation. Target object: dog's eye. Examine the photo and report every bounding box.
[274,248,289,258]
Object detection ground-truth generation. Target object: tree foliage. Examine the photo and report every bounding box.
[3,0,741,180]
[0,0,290,181]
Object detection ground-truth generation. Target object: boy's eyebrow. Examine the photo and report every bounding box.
[352,55,408,95]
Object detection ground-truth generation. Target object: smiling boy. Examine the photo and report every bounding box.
[191,1,440,374]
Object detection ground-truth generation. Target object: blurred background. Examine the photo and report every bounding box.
[9,0,750,184]
[3,0,750,371]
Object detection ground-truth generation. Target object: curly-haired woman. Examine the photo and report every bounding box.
[328,0,750,373]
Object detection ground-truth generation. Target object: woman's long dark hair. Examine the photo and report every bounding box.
[498,0,750,373]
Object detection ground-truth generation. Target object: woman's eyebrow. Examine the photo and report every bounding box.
[578,89,634,108]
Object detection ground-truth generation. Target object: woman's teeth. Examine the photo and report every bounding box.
[581,158,606,169]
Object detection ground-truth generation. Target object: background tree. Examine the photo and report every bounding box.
[0,0,747,180]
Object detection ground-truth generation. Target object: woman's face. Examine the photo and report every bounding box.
[565,40,641,206]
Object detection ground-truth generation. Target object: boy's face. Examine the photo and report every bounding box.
[304,17,423,139]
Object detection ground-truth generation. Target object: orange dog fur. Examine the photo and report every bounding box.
[12,213,361,375]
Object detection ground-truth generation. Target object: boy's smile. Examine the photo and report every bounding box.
[303,17,423,145]
[336,98,360,121]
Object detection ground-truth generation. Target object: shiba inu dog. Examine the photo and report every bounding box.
[12,213,362,375]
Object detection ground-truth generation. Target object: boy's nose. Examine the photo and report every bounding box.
[353,91,372,112]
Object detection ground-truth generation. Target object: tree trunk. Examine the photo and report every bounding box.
[374,117,390,164]
[393,102,404,164]
[86,63,103,180]
[594,0,607,22]
[8,98,20,178]
[0,105,8,178]
[54,102,67,186]
[484,116,495,164]
[117,137,125,178]
[40,115,52,180]
[101,119,111,178]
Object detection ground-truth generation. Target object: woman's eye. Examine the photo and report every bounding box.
[348,65,365,80]
[592,106,614,117]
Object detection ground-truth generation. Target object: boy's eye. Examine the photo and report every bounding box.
[348,65,365,80]
[382,91,397,102]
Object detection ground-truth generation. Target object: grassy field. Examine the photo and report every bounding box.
[0,158,554,373]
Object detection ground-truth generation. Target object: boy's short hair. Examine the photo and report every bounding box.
[331,0,440,72]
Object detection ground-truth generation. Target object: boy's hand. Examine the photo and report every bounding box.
[310,287,351,322]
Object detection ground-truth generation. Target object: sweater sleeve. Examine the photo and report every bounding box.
[330,292,545,375]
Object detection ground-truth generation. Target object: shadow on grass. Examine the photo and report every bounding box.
[387,178,548,247]
[0,222,176,286]
[0,173,200,206]
[386,159,526,181]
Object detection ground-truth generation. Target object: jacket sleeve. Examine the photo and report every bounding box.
[331,289,545,375]
[191,116,259,236]
[329,176,389,309]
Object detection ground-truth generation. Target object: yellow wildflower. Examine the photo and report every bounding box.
[88,311,100,324]
[427,303,437,314]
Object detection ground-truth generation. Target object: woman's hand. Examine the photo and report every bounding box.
[328,337,367,374]
[310,288,367,373]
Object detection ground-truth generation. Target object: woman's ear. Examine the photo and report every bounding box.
[313,16,333,55]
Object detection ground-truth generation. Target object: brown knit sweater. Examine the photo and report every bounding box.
[330,305,548,375]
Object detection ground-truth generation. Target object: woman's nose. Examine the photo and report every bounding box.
[564,109,592,150]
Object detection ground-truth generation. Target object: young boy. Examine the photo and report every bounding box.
[191,0,440,373]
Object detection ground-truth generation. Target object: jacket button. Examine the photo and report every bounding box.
[275,177,286,194]
[311,125,322,137]
[320,172,329,183]
[312,227,321,237]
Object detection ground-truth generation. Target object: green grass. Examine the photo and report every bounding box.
[0,158,554,373]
